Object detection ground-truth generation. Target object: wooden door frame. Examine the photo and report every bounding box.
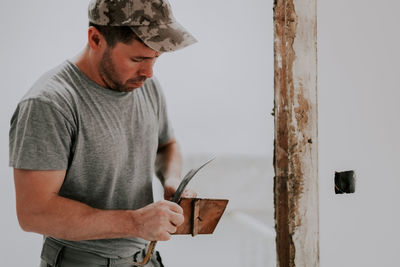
[273,0,319,266]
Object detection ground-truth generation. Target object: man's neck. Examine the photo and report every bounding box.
[71,46,106,88]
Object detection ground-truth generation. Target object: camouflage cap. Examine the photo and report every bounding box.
[88,0,197,52]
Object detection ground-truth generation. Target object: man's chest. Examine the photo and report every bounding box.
[72,96,160,168]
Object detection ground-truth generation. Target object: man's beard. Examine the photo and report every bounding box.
[98,48,146,92]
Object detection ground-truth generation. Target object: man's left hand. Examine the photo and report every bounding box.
[163,177,197,201]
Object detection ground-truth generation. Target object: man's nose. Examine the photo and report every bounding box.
[138,60,154,78]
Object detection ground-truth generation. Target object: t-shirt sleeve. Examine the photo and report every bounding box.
[153,78,174,145]
[9,99,74,170]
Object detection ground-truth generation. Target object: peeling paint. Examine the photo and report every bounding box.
[273,0,319,266]
[277,54,283,68]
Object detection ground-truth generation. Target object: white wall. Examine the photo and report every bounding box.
[155,0,274,156]
[0,0,273,266]
[318,1,400,266]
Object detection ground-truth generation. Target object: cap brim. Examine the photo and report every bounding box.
[130,20,197,52]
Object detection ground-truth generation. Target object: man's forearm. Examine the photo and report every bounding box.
[18,194,136,241]
[155,139,197,200]
[155,139,183,185]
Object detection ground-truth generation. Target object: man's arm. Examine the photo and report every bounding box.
[155,138,196,200]
[14,169,184,241]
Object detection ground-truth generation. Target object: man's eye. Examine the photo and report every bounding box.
[131,58,143,62]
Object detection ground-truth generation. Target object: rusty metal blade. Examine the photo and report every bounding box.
[171,157,215,203]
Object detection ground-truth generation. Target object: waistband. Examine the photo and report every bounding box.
[41,237,147,266]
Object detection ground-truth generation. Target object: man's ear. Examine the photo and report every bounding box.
[88,26,105,50]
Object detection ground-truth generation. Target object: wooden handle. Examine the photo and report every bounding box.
[131,241,157,266]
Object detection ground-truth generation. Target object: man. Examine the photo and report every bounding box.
[9,0,197,266]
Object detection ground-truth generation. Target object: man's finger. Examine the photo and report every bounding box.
[167,224,177,234]
[169,211,184,227]
[168,202,183,214]
[182,188,197,198]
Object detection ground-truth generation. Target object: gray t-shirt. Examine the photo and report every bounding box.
[9,61,173,258]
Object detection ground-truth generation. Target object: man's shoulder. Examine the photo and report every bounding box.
[141,76,164,100]
[23,61,76,101]
[142,76,158,89]
[17,61,82,118]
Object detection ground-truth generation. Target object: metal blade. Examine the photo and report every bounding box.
[171,157,215,203]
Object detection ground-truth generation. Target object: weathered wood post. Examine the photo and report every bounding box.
[273,0,319,266]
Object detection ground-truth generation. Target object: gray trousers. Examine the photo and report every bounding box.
[40,238,164,267]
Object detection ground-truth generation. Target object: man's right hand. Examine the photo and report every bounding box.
[130,200,184,241]
[14,169,184,242]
